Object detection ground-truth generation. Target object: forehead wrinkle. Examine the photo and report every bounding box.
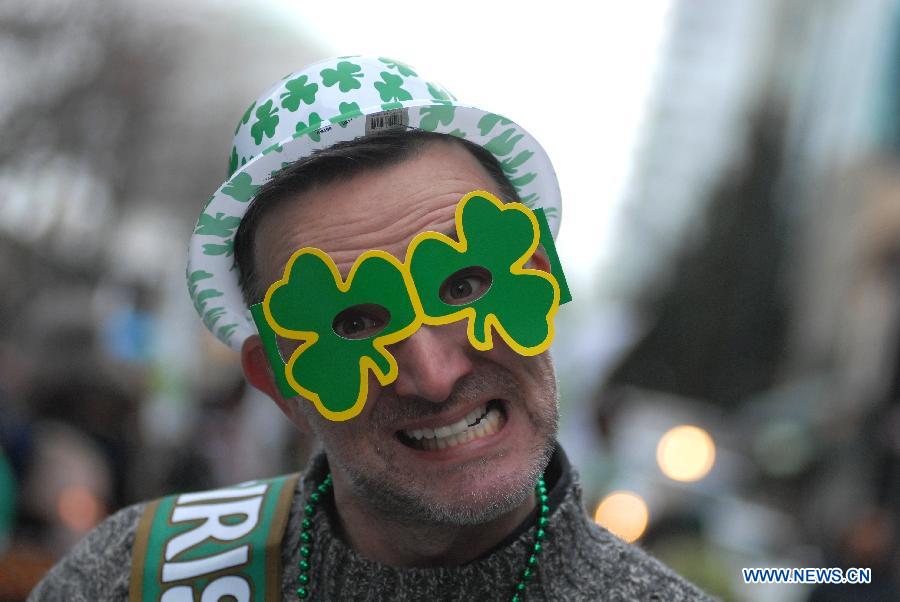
[266,198,464,281]
[254,140,505,288]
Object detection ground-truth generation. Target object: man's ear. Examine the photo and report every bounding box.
[527,246,552,273]
[241,334,312,435]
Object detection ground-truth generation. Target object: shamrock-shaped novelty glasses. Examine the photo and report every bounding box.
[251,191,571,421]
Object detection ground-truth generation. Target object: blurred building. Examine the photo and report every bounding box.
[593,0,900,600]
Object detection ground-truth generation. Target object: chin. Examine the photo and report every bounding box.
[396,467,538,526]
[342,439,552,527]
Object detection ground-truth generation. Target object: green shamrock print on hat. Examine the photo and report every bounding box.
[407,192,560,356]
[280,74,319,111]
[263,249,420,421]
[378,57,418,77]
[295,112,324,142]
[419,104,455,132]
[194,212,241,237]
[320,61,364,92]
[335,102,362,127]
[251,100,279,144]
[374,71,412,102]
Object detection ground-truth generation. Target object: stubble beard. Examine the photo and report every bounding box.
[316,357,559,527]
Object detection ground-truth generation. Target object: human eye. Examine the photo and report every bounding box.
[439,266,492,306]
[332,304,391,340]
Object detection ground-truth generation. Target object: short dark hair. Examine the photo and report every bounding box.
[233,129,520,306]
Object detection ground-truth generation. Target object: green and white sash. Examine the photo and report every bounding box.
[129,474,298,602]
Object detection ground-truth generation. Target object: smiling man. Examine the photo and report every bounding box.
[30,57,711,601]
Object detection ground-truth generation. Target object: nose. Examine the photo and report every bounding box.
[390,324,473,402]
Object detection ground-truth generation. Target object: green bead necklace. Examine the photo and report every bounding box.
[296,473,549,601]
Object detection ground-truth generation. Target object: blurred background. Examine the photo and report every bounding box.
[1,0,899,600]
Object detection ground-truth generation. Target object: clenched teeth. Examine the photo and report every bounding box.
[401,402,503,450]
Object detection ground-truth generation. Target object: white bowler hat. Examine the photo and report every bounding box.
[187,56,561,350]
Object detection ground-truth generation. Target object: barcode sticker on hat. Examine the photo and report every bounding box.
[366,108,409,135]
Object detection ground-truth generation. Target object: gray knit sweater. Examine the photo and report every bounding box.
[30,447,712,601]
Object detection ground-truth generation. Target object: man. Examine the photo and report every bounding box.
[31,56,711,601]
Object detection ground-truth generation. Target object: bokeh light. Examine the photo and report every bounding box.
[656,425,716,482]
[594,491,649,543]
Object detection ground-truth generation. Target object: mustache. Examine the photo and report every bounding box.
[370,366,521,429]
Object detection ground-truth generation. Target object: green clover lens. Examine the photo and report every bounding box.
[267,251,416,416]
[408,194,557,351]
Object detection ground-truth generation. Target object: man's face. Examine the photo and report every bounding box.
[254,141,558,524]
